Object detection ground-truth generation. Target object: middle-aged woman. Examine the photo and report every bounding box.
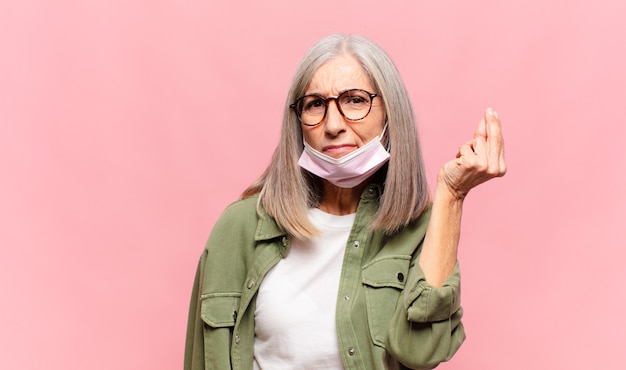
[185,34,506,370]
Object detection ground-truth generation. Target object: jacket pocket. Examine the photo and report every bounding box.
[200,294,241,328]
[361,256,411,349]
[200,294,241,368]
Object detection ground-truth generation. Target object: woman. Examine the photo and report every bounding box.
[185,34,506,370]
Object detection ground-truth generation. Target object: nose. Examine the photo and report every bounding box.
[323,99,347,136]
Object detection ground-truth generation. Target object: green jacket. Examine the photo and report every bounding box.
[185,184,465,370]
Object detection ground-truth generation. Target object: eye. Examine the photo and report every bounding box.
[347,96,367,104]
[302,96,325,112]
[340,90,370,107]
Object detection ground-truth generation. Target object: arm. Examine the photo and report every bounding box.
[386,108,506,369]
[419,107,507,287]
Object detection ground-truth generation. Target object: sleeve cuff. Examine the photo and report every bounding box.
[403,261,461,323]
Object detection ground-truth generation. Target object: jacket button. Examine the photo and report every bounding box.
[281,236,288,247]
[235,335,240,344]
[247,279,256,289]
[353,241,360,248]
[397,272,404,282]
[348,347,356,356]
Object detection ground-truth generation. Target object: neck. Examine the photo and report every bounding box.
[318,180,367,215]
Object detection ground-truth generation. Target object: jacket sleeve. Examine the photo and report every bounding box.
[184,197,261,370]
[184,250,208,370]
[386,259,465,369]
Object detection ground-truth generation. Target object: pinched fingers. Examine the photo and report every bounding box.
[440,108,508,198]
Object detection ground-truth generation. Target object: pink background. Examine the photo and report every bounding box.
[1,0,625,369]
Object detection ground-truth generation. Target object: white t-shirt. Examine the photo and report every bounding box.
[253,208,355,370]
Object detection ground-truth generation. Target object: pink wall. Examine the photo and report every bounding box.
[2,1,624,368]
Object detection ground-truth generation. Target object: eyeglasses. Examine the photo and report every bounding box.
[290,88,378,126]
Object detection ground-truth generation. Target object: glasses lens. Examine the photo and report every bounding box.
[338,90,373,120]
[298,95,326,125]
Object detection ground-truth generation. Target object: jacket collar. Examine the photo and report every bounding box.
[252,183,383,242]
[254,203,287,242]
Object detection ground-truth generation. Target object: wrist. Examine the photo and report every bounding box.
[434,179,466,206]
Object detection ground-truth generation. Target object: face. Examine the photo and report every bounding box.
[301,55,385,159]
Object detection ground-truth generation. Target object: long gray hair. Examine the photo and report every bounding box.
[242,34,430,239]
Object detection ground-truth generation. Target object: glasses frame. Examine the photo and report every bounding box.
[290,88,379,126]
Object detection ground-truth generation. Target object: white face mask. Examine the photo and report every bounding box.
[298,125,390,188]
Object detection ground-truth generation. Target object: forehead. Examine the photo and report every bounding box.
[305,55,375,95]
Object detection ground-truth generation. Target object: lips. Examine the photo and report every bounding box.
[322,144,358,157]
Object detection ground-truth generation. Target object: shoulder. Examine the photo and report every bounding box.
[208,195,261,238]
[215,196,259,228]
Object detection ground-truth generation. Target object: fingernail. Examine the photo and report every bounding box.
[487,107,498,118]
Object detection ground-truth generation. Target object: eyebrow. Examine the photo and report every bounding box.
[302,88,365,97]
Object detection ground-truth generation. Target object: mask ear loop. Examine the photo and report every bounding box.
[381,122,391,152]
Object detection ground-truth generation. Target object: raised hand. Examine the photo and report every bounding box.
[439,107,507,200]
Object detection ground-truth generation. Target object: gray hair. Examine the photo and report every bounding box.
[242,34,430,239]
